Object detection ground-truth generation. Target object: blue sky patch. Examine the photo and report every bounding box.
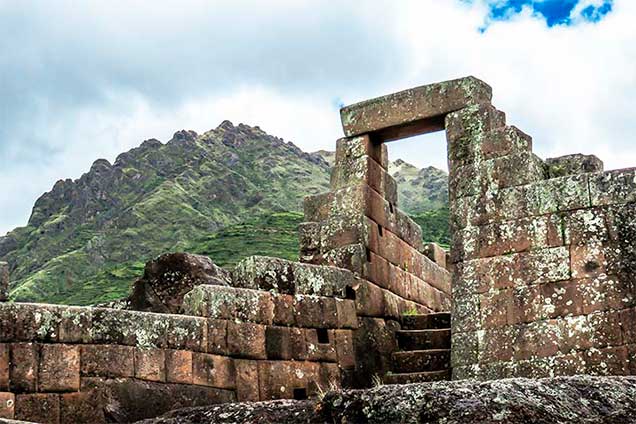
[474,0,613,27]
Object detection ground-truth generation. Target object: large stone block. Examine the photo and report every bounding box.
[135,348,166,382]
[10,343,38,392]
[0,392,14,419]
[257,360,319,400]
[233,256,357,298]
[335,134,388,169]
[38,344,80,392]
[546,154,603,178]
[182,285,274,324]
[446,102,506,168]
[0,344,8,391]
[227,321,267,360]
[293,295,339,328]
[590,168,636,206]
[192,353,236,390]
[59,391,105,424]
[165,349,192,384]
[341,76,492,139]
[235,360,259,402]
[15,393,60,424]
[330,155,398,205]
[303,192,334,222]
[81,345,135,378]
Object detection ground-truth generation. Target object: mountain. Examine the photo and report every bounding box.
[1,122,448,305]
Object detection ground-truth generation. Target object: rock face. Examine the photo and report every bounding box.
[138,376,636,423]
[129,253,231,313]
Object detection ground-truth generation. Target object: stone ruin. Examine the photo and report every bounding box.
[1,76,635,422]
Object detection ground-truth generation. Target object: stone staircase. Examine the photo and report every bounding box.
[384,312,451,384]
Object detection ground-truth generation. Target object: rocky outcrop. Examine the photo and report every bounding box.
[129,253,230,313]
[138,376,636,423]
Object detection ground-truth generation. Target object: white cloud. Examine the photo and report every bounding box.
[1,0,635,234]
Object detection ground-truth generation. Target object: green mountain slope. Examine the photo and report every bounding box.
[1,122,449,305]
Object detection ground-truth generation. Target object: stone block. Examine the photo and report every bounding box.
[192,353,235,390]
[257,361,319,401]
[303,191,334,222]
[322,243,366,276]
[305,329,337,362]
[588,310,623,348]
[334,330,355,370]
[290,327,308,360]
[15,393,60,424]
[38,344,80,392]
[165,349,193,384]
[590,169,636,206]
[0,344,8,391]
[584,346,629,376]
[479,289,509,328]
[81,345,134,378]
[299,222,321,257]
[182,285,274,325]
[58,306,92,344]
[135,348,166,382]
[0,392,14,420]
[233,256,356,298]
[446,102,505,168]
[480,125,532,162]
[512,321,560,360]
[293,295,338,328]
[227,321,267,360]
[207,319,228,355]
[13,303,61,342]
[479,326,516,363]
[335,134,388,170]
[59,391,105,424]
[450,331,478,367]
[335,298,358,329]
[546,154,603,178]
[353,281,385,317]
[421,243,447,269]
[331,155,398,206]
[451,294,480,333]
[272,293,295,326]
[10,343,38,392]
[265,326,292,360]
[235,360,259,402]
[341,76,492,139]
[564,208,609,246]
[571,243,606,279]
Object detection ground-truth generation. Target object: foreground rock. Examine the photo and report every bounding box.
[129,253,230,313]
[138,375,636,423]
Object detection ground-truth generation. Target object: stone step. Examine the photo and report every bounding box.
[392,349,451,374]
[384,370,451,385]
[396,329,451,351]
[401,313,451,330]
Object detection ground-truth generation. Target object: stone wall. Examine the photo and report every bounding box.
[0,283,357,422]
[447,99,636,379]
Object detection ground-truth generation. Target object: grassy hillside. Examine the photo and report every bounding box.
[1,122,450,306]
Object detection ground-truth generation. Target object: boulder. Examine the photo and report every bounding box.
[129,253,230,313]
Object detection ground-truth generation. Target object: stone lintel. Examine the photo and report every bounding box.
[340,76,492,140]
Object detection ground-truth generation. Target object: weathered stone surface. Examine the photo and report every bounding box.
[546,154,603,178]
[15,393,60,424]
[38,344,80,392]
[129,253,230,314]
[232,256,356,298]
[341,76,492,139]
[82,377,235,423]
[0,392,14,419]
[138,376,636,424]
[81,345,135,378]
[9,343,38,393]
[335,135,388,169]
[182,285,274,324]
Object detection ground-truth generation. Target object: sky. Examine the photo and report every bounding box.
[1,0,634,235]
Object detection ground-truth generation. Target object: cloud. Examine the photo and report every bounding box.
[0,0,634,234]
